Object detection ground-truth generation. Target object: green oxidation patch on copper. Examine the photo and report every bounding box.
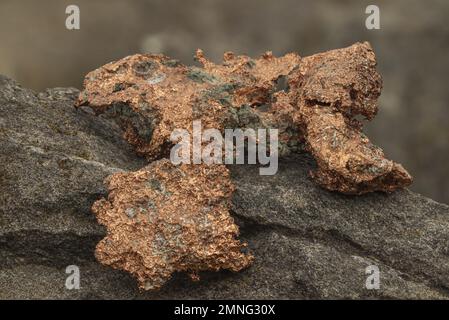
[203,83,238,106]
[186,68,218,84]
[162,59,181,68]
[103,102,156,142]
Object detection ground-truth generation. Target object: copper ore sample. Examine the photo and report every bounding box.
[291,43,413,193]
[93,159,252,290]
[77,42,412,290]
[76,49,301,159]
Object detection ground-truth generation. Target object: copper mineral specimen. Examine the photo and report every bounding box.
[76,48,301,159]
[92,159,251,290]
[77,42,412,290]
[291,43,413,193]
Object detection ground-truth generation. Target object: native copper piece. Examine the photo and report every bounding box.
[76,49,301,159]
[92,159,251,290]
[290,43,413,193]
[77,42,412,290]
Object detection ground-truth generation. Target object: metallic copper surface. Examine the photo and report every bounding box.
[290,42,412,193]
[77,42,412,289]
[76,50,300,159]
[93,160,252,290]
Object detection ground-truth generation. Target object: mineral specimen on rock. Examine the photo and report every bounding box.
[76,42,413,290]
[77,42,412,194]
[76,48,301,159]
[291,43,412,193]
[92,159,252,290]
[4,74,448,299]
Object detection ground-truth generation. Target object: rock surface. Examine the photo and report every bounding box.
[1,75,448,299]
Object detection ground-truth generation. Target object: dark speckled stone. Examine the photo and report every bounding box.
[0,75,448,299]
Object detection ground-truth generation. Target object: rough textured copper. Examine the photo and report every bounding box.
[92,159,251,290]
[76,49,300,159]
[77,42,412,290]
[290,43,413,193]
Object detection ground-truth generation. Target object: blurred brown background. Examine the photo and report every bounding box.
[0,0,448,203]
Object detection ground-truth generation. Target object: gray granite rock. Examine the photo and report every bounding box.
[0,75,448,299]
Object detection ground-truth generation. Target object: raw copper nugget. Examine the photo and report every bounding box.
[92,160,251,290]
[76,42,412,290]
[292,43,412,193]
